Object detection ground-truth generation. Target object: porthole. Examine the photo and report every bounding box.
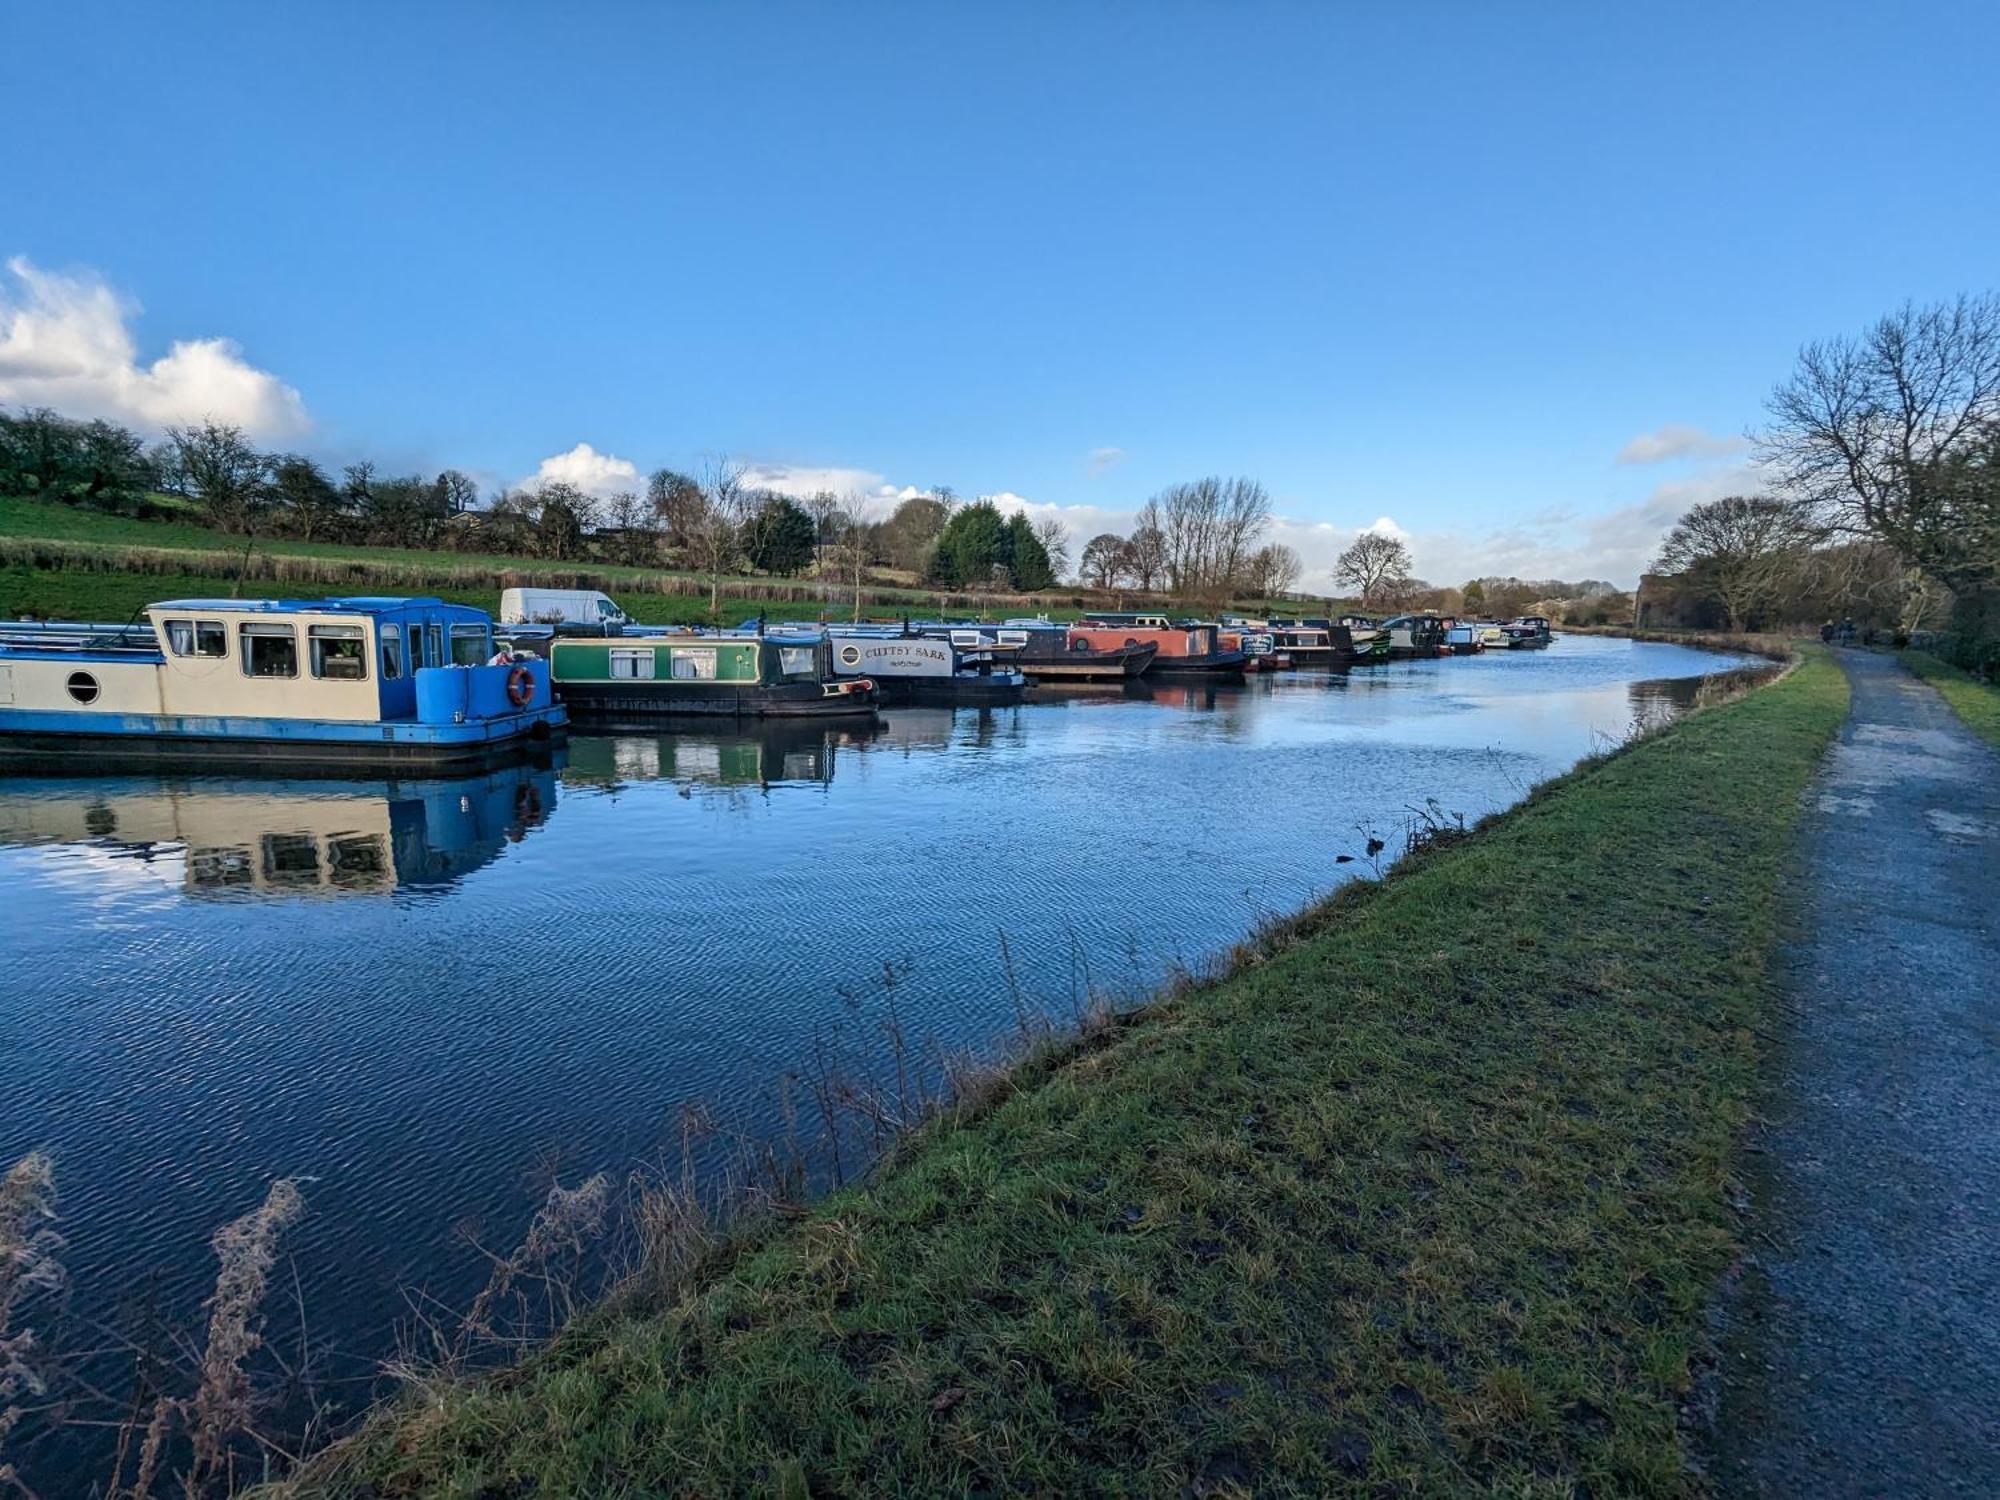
[65,671,100,704]
[839,644,862,667]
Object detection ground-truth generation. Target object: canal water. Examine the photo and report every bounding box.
[0,634,1759,1480]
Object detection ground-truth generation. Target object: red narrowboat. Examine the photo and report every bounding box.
[1070,614,1248,677]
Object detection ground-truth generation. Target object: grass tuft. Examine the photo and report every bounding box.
[1901,649,2000,746]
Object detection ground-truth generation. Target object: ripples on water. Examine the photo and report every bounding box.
[0,635,1760,1472]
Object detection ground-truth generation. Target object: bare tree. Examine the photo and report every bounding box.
[1126,506,1167,592]
[1651,494,1824,631]
[1763,294,2000,594]
[646,468,708,552]
[690,459,750,616]
[826,490,877,620]
[1147,476,1272,599]
[167,421,270,535]
[438,469,480,516]
[1032,515,1072,583]
[1080,532,1131,589]
[1247,542,1302,598]
[1335,532,1412,607]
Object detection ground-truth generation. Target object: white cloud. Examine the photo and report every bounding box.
[737,462,923,504]
[1617,423,1750,465]
[0,256,307,438]
[519,442,642,499]
[1360,515,1408,539]
[1085,446,1126,477]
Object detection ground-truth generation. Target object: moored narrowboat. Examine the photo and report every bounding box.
[1502,615,1554,648]
[1264,618,1357,670]
[1218,624,1291,672]
[1337,615,1394,663]
[804,624,1026,706]
[542,630,877,721]
[1378,614,1446,659]
[0,598,566,769]
[917,619,1158,681]
[1069,614,1247,677]
[1442,621,1485,654]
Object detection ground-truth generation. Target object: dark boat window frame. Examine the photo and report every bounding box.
[164,619,229,659]
[308,624,369,682]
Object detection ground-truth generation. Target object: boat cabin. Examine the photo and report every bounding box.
[0,597,564,767]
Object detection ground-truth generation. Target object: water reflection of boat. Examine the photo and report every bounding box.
[0,763,557,896]
[561,720,871,790]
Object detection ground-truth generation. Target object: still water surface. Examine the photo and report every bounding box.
[0,635,1757,1460]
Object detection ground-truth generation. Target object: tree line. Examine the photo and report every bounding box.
[1643,292,1997,671]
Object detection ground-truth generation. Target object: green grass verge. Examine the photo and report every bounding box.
[1902,650,2000,748]
[279,654,1849,1499]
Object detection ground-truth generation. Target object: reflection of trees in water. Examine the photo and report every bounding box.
[1626,665,1778,736]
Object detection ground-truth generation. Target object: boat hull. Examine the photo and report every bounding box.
[0,706,566,771]
[871,674,1025,706]
[555,679,878,720]
[1145,651,1248,678]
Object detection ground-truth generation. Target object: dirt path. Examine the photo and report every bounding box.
[1713,649,2000,1496]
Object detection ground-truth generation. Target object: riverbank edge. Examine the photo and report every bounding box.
[275,648,1849,1499]
[1900,649,2000,746]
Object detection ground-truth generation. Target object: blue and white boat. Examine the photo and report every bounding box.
[0,597,567,769]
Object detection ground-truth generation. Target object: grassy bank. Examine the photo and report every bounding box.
[277,653,1848,1498]
[1902,649,2000,747]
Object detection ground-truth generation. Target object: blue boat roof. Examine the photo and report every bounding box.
[150,596,469,616]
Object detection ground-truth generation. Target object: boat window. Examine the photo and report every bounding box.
[428,624,445,669]
[261,832,320,884]
[380,630,403,680]
[406,625,424,670]
[949,631,982,647]
[609,647,655,679]
[240,623,299,679]
[998,630,1028,646]
[309,624,368,681]
[164,619,228,657]
[449,625,488,666]
[779,645,817,679]
[66,671,100,704]
[327,834,389,888]
[189,847,253,888]
[670,647,720,681]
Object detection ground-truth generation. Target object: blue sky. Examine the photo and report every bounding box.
[3,1,1995,587]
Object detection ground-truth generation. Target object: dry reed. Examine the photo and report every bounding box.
[1,1153,63,1498]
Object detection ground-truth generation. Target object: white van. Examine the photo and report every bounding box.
[498,588,631,628]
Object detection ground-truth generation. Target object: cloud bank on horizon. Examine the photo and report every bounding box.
[0,257,307,439]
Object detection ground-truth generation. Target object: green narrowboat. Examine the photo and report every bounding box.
[542,631,878,722]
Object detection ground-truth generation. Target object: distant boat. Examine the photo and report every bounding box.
[1336,615,1394,663]
[792,623,1026,705]
[0,597,566,769]
[917,620,1158,681]
[1501,616,1554,649]
[1374,614,1447,659]
[538,629,878,721]
[1070,614,1248,677]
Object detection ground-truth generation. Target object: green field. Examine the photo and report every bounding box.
[0,493,717,583]
[1902,649,2000,747]
[0,495,1318,628]
[278,653,1849,1498]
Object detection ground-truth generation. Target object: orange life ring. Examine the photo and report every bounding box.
[506,664,535,706]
